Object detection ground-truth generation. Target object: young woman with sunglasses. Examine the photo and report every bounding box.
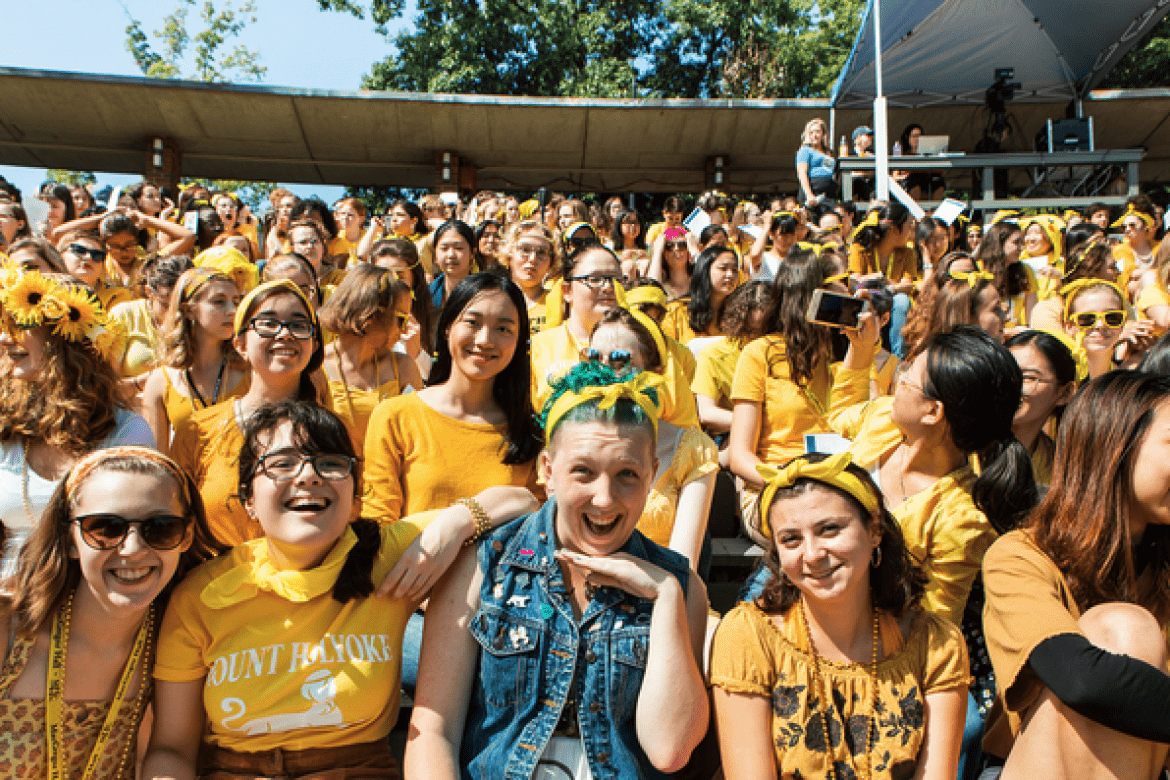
[981,371,1170,779]
[171,279,326,548]
[0,270,155,578]
[371,238,435,379]
[139,268,248,457]
[55,230,133,311]
[318,265,423,455]
[144,401,537,780]
[587,308,718,571]
[1028,240,1120,333]
[647,226,694,301]
[1061,280,1130,377]
[530,244,623,408]
[1112,197,1160,296]
[0,447,224,778]
[52,210,195,293]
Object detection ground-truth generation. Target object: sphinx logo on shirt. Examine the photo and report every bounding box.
[221,669,349,734]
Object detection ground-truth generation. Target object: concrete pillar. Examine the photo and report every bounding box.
[145,137,181,193]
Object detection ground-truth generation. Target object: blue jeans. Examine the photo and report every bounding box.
[889,292,912,359]
[401,610,425,697]
[958,691,986,780]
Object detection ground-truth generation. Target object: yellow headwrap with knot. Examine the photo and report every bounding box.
[613,282,668,366]
[949,269,995,288]
[195,246,259,294]
[518,199,540,219]
[1110,204,1156,230]
[543,370,664,441]
[756,453,881,538]
[1018,215,1066,263]
[1036,327,1089,383]
[1059,278,1126,323]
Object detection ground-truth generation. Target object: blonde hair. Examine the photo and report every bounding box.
[317,265,411,337]
[800,118,830,153]
[503,219,561,277]
[159,268,242,369]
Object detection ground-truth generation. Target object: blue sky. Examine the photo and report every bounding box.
[0,0,408,208]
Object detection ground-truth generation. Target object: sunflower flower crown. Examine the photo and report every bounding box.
[0,264,127,363]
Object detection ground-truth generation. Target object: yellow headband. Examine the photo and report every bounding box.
[949,269,995,288]
[1035,327,1089,383]
[234,279,316,337]
[850,210,881,240]
[543,370,663,441]
[613,282,668,365]
[795,241,824,256]
[991,209,1020,225]
[1110,204,1156,230]
[66,446,192,506]
[756,453,881,538]
[1060,279,1126,323]
[823,272,850,286]
[194,246,259,295]
[182,268,234,303]
[624,285,668,310]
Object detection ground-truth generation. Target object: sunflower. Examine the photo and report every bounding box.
[4,271,56,326]
[52,285,103,342]
[90,318,127,363]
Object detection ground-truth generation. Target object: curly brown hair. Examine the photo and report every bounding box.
[718,280,776,342]
[756,455,926,616]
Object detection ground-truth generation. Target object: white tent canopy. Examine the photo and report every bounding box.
[831,0,1170,109]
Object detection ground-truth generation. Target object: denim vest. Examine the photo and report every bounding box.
[461,498,691,780]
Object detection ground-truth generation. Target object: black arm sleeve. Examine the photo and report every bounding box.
[1029,633,1170,743]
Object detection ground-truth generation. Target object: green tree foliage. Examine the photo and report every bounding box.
[337,0,863,99]
[182,179,276,212]
[1100,15,1170,89]
[46,170,97,186]
[124,0,266,83]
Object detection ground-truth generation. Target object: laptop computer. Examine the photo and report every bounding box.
[916,135,950,155]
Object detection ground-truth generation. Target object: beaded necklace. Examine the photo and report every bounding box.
[799,598,880,780]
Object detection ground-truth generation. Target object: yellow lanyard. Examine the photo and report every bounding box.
[46,593,154,780]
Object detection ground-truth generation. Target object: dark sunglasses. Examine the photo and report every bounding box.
[568,235,599,249]
[67,243,107,262]
[580,346,633,372]
[665,240,687,251]
[72,513,190,551]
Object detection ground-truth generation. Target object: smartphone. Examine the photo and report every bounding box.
[806,289,869,329]
[439,192,459,205]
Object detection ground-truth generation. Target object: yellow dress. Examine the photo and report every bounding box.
[710,601,971,780]
[637,425,719,547]
[833,396,996,625]
[362,392,541,523]
[170,403,255,548]
[161,367,249,449]
[107,298,160,378]
[328,357,401,457]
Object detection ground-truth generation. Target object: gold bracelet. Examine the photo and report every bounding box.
[457,497,491,547]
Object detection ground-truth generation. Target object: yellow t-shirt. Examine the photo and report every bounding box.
[328,234,358,266]
[834,396,996,625]
[711,601,970,780]
[1136,280,1170,323]
[730,334,870,466]
[525,289,549,335]
[96,281,133,314]
[108,298,160,378]
[1114,238,1161,294]
[362,392,540,523]
[661,299,718,346]
[691,337,741,411]
[170,402,255,548]
[154,519,431,752]
[871,351,897,397]
[637,425,719,547]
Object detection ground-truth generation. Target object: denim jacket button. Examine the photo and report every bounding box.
[588,701,601,713]
[585,650,598,663]
[597,752,609,764]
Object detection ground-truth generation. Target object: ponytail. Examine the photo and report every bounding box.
[973,435,1038,533]
[332,519,383,603]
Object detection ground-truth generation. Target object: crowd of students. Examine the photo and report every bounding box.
[0,172,1167,780]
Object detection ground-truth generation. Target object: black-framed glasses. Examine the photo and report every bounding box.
[66,243,107,262]
[568,273,619,291]
[248,316,316,340]
[72,513,190,551]
[567,235,599,249]
[580,346,633,372]
[257,451,357,482]
[1073,310,1125,329]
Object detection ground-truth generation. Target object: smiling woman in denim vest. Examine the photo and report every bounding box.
[406,361,709,780]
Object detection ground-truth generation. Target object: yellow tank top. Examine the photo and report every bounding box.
[328,353,402,456]
[162,366,249,445]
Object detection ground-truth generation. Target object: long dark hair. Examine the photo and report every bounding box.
[687,245,736,336]
[1005,330,1078,426]
[1027,371,1170,622]
[433,219,478,274]
[609,210,644,250]
[974,222,1029,298]
[429,273,542,464]
[767,247,833,388]
[757,454,926,616]
[923,326,1037,532]
[237,401,381,604]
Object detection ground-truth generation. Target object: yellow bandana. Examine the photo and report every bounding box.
[624,285,668,310]
[1060,278,1126,322]
[950,269,995,288]
[1036,327,1089,383]
[756,453,880,537]
[201,527,358,608]
[543,371,663,441]
[1110,204,1156,230]
[850,210,881,241]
